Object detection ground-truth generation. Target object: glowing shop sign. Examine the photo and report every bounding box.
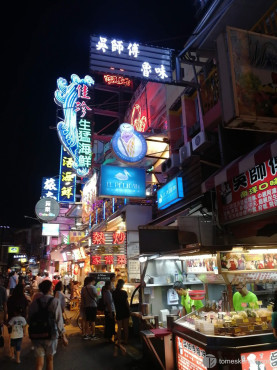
[58,146,76,203]
[99,165,146,198]
[157,177,184,210]
[112,123,147,163]
[90,36,173,83]
[217,156,277,223]
[131,104,147,132]
[41,177,58,200]
[54,74,94,177]
[35,198,60,221]
[103,75,132,87]
[8,246,20,254]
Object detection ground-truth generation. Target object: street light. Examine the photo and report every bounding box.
[24,215,42,223]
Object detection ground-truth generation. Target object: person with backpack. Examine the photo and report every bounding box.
[28,280,68,370]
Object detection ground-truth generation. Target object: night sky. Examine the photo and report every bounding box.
[1,0,196,229]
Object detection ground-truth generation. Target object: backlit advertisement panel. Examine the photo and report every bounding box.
[99,165,145,198]
[217,156,277,223]
[157,177,184,210]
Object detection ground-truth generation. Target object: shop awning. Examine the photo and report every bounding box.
[201,139,277,193]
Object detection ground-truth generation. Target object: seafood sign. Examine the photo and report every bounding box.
[111,123,147,163]
[54,74,94,177]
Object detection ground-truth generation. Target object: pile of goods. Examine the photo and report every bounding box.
[185,308,273,336]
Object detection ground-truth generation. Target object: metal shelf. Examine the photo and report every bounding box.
[145,281,203,287]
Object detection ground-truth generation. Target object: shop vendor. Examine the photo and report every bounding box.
[233,283,258,311]
[173,281,204,316]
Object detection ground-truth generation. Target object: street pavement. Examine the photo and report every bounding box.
[0,311,148,370]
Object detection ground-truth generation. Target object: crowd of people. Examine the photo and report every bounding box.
[0,270,131,368]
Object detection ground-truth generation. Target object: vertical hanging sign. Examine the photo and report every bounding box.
[58,146,76,203]
[54,74,95,177]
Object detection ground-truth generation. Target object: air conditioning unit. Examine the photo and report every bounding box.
[191,131,211,153]
[179,142,192,164]
[161,154,180,174]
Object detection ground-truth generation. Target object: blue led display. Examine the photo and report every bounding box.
[157,177,184,210]
[100,165,146,198]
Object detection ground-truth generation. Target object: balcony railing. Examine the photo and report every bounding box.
[251,2,277,37]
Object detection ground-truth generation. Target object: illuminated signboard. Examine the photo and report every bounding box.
[8,246,20,254]
[241,349,277,369]
[217,156,277,223]
[42,223,60,237]
[99,165,146,198]
[58,146,76,203]
[41,177,58,200]
[175,336,207,370]
[103,74,133,87]
[82,173,97,223]
[157,177,184,210]
[35,197,60,221]
[111,123,147,163]
[131,104,147,132]
[90,35,173,83]
[54,74,94,177]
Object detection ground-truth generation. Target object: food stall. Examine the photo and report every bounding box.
[171,247,277,370]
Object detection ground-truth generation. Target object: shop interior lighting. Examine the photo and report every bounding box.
[156,256,179,260]
[179,254,216,260]
[247,249,277,254]
[231,247,244,252]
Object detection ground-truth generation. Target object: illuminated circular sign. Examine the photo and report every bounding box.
[35,197,60,221]
[111,123,147,163]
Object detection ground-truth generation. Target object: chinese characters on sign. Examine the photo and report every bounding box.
[217,157,277,223]
[90,35,173,83]
[176,336,207,370]
[103,75,133,87]
[90,232,127,266]
[41,177,58,200]
[54,74,94,177]
[58,146,76,203]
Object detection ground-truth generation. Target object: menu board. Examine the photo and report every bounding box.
[186,256,217,273]
[241,349,277,369]
[226,271,277,285]
[220,252,277,272]
[176,336,207,370]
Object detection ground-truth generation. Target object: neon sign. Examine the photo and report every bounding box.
[131,104,147,132]
[41,177,58,200]
[90,36,173,83]
[58,146,76,203]
[103,75,132,87]
[54,74,94,177]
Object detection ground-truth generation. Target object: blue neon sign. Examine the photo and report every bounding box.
[100,165,146,198]
[157,177,184,210]
[41,177,58,200]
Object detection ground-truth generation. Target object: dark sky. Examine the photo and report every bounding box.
[1,0,196,229]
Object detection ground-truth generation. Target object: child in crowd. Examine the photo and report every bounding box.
[8,307,27,363]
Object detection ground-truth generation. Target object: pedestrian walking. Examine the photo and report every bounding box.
[28,280,68,370]
[8,271,18,295]
[8,307,27,363]
[62,274,70,295]
[80,276,98,340]
[112,279,130,345]
[7,284,29,321]
[54,281,66,313]
[102,280,116,342]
